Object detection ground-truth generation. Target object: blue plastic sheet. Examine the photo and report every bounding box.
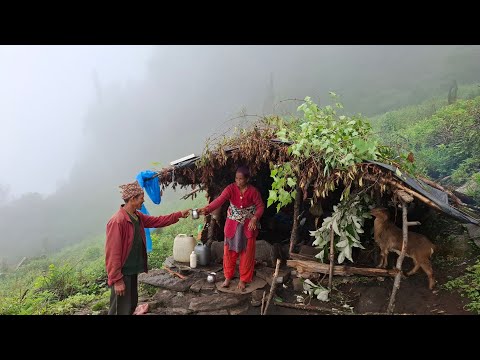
[136,170,161,205]
[136,171,162,253]
[139,203,153,253]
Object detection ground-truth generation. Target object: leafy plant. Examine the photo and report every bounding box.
[303,278,329,302]
[310,194,372,264]
[266,95,385,212]
[443,259,480,314]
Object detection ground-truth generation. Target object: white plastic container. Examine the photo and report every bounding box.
[173,234,196,263]
[190,251,197,268]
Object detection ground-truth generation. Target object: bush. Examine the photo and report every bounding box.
[443,259,480,314]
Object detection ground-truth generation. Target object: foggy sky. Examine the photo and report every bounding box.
[0,45,153,197]
[2,45,478,198]
[1,45,479,262]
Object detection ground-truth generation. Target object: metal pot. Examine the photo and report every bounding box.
[206,272,216,283]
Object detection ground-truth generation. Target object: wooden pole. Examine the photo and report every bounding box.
[387,191,413,314]
[262,258,281,315]
[260,291,266,315]
[289,184,302,255]
[328,226,335,291]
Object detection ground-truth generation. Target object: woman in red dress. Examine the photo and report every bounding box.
[199,166,264,291]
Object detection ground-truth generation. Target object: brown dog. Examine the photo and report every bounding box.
[370,208,436,290]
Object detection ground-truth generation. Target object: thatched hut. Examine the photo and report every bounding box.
[153,124,479,312]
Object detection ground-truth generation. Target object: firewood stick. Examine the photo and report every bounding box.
[275,302,328,313]
[162,266,187,280]
[260,291,266,315]
[262,258,281,315]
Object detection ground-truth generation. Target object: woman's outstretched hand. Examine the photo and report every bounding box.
[180,209,191,218]
[198,207,208,215]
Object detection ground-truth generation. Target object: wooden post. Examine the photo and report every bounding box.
[260,291,266,315]
[328,226,335,291]
[289,184,302,255]
[262,258,281,315]
[387,190,414,314]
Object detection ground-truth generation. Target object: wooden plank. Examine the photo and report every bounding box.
[290,252,317,261]
[287,259,399,277]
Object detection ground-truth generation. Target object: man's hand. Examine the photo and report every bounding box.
[114,279,126,296]
[181,209,191,218]
[248,216,257,231]
[198,207,208,215]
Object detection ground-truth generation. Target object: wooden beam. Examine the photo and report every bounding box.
[418,176,465,206]
[387,200,409,314]
[363,174,442,212]
[287,259,399,277]
[289,252,316,261]
[274,302,351,315]
[395,190,414,204]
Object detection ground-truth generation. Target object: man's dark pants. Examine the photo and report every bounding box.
[108,274,138,315]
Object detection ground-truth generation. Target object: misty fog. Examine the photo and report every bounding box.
[1,45,479,263]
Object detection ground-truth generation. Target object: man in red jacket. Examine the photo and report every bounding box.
[106,180,190,315]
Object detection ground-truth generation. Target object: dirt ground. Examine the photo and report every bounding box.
[86,231,479,316]
[245,249,478,316]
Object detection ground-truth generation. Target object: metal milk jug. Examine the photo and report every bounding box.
[194,241,211,266]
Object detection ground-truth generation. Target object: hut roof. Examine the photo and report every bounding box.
[154,131,479,226]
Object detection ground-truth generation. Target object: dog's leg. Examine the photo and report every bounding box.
[380,250,389,268]
[406,258,421,276]
[420,260,435,290]
[376,250,385,268]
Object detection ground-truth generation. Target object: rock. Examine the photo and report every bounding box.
[229,303,249,315]
[138,270,199,292]
[255,240,276,267]
[197,310,229,315]
[255,266,290,286]
[171,293,197,308]
[251,290,265,307]
[147,300,161,310]
[164,308,193,315]
[152,289,175,306]
[200,282,215,292]
[293,278,303,292]
[189,294,248,312]
[251,290,264,302]
[190,279,205,293]
[163,256,176,268]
